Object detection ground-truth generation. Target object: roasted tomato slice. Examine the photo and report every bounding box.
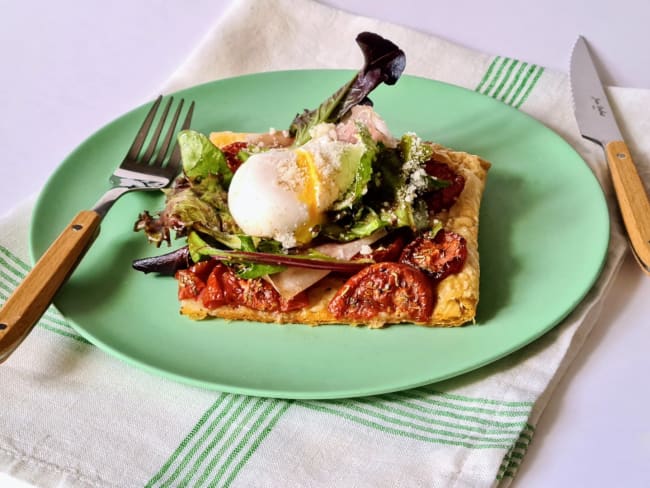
[176,260,217,300]
[425,160,465,213]
[328,262,434,323]
[221,141,249,173]
[353,230,409,263]
[189,260,217,281]
[180,260,311,312]
[176,270,205,300]
[220,266,281,312]
[399,230,467,281]
[200,264,227,309]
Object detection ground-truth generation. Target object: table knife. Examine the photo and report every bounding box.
[569,35,650,274]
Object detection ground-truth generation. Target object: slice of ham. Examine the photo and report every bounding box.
[267,230,387,298]
[335,105,397,148]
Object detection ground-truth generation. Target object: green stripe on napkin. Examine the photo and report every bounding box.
[496,424,536,480]
[476,56,545,108]
[298,389,532,449]
[149,386,534,487]
[0,246,91,344]
[146,394,291,488]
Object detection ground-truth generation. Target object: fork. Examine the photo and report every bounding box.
[0,96,194,363]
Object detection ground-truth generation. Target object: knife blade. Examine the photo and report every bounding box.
[570,36,650,275]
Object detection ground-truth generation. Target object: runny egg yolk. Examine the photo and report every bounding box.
[294,148,322,243]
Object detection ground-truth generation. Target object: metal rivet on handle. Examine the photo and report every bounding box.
[72,224,83,231]
[617,153,626,159]
[0,323,7,330]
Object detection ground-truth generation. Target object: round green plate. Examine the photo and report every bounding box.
[30,70,609,399]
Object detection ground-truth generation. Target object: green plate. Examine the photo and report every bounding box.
[30,70,609,399]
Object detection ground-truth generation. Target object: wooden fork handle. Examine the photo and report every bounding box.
[0,210,101,363]
[605,140,650,275]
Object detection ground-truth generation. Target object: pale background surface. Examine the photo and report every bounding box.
[1,1,649,486]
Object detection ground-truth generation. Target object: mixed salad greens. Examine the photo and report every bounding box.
[133,32,451,279]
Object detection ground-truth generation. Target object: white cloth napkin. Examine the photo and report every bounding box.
[2,0,649,487]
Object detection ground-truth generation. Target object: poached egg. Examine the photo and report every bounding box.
[227,129,365,248]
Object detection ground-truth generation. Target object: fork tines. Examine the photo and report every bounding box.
[124,95,195,176]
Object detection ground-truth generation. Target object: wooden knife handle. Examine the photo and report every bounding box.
[0,210,101,363]
[605,140,650,274]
